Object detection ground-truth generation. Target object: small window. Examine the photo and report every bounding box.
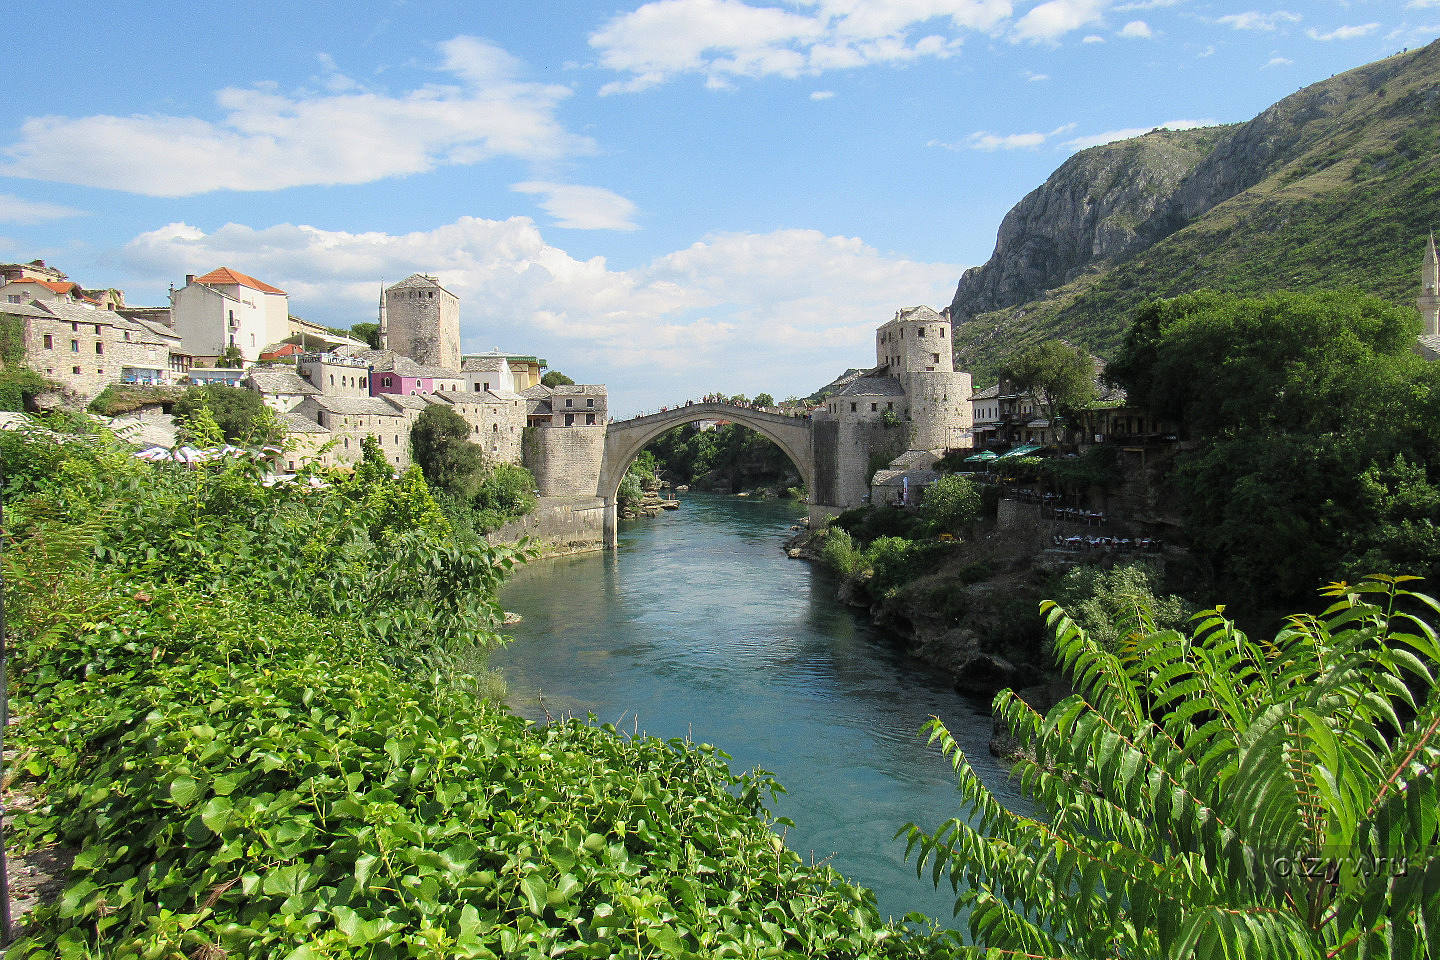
[360,378,366,388]
[330,374,335,386]
[71,321,79,332]
[940,328,946,338]
[71,339,79,352]
[917,327,925,337]
[565,413,575,425]
[72,365,81,374]
[94,324,101,335]
[492,423,498,432]
[95,342,104,355]
[565,399,573,407]
[871,403,878,412]
[124,331,131,341]
[383,376,392,388]
[932,353,940,364]
[43,334,53,349]
[850,403,857,412]
[586,413,596,425]
[483,382,490,391]
[587,398,595,407]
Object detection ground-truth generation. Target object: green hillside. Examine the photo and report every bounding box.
[952,41,1440,384]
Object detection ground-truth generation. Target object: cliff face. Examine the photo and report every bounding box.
[951,40,1440,383]
[950,128,1225,319]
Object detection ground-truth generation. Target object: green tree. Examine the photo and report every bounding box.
[175,400,225,447]
[999,341,1097,438]
[754,392,775,408]
[350,321,382,349]
[1106,289,1440,611]
[173,385,283,445]
[474,461,537,520]
[410,404,486,497]
[905,575,1440,958]
[215,344,245,368]
[918,474,981,535]
[541,370,575,387]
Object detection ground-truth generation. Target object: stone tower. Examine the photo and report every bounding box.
[384,274,460,369]
[377,282,389,350]
[873,305,972,450]
[1420,233,1440,338]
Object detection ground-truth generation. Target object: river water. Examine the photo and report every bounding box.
[490,492,1027,924]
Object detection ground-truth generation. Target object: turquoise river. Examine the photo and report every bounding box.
[490,491,1027,924]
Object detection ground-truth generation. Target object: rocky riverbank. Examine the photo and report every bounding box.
[784,524,1075,755]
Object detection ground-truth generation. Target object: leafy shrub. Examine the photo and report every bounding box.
[818,526,866,579]
[3,429,954,959]
[917,475,981,536]
[1053,561,1193,650]
[904,575,1440,958]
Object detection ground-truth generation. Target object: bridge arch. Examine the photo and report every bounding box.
[597,402,814,547]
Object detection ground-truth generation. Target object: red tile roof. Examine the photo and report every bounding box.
[194,267,287,296]
[8,278,82,295]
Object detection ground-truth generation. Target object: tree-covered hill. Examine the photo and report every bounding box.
[952,39,1440,383]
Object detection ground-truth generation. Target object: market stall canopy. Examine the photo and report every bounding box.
[962,450,999,463]
[995,444,1044,460]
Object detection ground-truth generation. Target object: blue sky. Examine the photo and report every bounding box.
[2,0,1434,413]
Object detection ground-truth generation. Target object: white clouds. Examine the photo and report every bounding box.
[1262,55,1293,68]
[1306,23,1380,41]
[511,182,640,231]
[1119,19,1152,37]
[0,36,591,197]
[1216,10,1300,31]
[120,217,959,394]
[1062,118,1212,149]
[1012,0,1109,43]
[591,0,1016,90]
[810,89,837,99]
[931,121,1076,151]
[0,193,85,224]
[1023,69,1050,80]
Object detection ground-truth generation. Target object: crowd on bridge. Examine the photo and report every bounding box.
[620,395,815,422]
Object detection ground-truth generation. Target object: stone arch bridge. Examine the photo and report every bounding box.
[598,402,815,547]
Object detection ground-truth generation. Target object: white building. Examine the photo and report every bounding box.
[170,267,289,364]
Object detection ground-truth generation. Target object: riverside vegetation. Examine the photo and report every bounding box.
[2,418,1436,956]
[0,423,962,959]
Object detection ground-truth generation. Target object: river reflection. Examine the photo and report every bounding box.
[490,492,1028,923]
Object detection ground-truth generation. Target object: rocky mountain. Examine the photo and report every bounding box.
[952,39,1440,383]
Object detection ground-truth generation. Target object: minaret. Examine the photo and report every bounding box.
[377,282,388,349]
[1419,233,1440,337]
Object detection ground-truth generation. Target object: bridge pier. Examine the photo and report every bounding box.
[603,497,618,549]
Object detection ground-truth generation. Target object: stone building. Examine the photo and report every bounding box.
[810,305,974,508]
[549,384,607,426]
[382,275,460,370]
[296,352,370,396]
[14,299,177,399]
[242,367,321,413]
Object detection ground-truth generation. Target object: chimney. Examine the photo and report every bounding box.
[185,274,195,285]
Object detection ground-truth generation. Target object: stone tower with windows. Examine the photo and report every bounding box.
[383,274,460,369]
[1420,233,1440,338]
[873,305,972,450]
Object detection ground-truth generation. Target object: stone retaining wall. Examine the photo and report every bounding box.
[486,495,605,555]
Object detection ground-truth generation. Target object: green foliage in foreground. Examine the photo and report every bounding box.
[2,428,955,959]
[904,575,1440,958]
